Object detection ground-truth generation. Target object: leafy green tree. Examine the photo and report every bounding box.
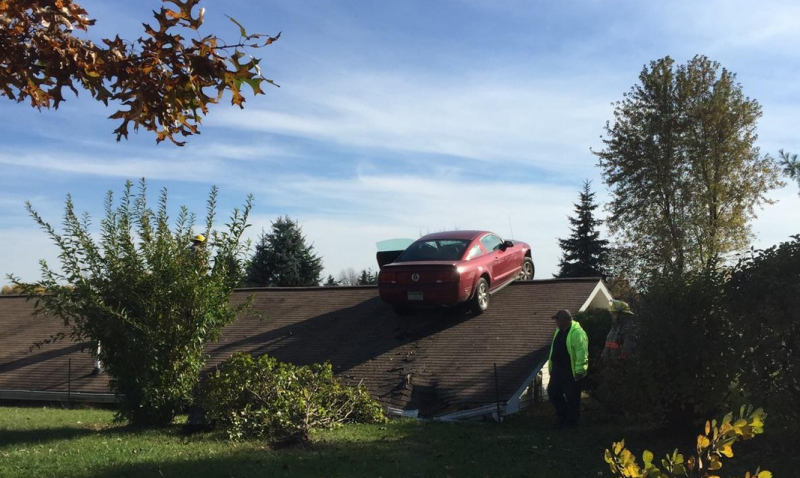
[337,267,359,286]
[9,179,253,425]
[595,55,782,278]
[778,149,800,196]
[604,242,641,301]
[0,0,279,146]
[555,180,609,279]
[1,283,50,294]
[1,284,22,294]
[244,216,323,287]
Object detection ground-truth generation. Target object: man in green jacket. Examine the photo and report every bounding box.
[547,309,589,427]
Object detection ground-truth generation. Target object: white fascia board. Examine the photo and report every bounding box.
[434,403,505,422]
[505,358,548,415]
[579,280,613,312]
[0,389,117,403]
[386,407,419,418]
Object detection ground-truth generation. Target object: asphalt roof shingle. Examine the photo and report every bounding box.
[0,278,602,417]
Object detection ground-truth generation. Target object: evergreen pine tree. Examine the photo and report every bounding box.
[244,216,324,287]
[323,275,338,287]
[779,149,800,196]
[357,268,377,285]
[555,180,610,279]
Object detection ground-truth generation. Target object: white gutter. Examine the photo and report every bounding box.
[0,389,117,403]
[504,358,548,414]
[386,407,419,418]
[434,403,505,422]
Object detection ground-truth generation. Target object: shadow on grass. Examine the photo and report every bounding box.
[0,427,99,448]
[77,415,632,478]
[4,408,791,478]
[0,422,200,449]
[0,410,682,478]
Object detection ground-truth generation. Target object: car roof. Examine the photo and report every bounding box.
[417,230,490,241]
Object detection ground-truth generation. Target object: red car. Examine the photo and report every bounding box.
[377,231,534,314]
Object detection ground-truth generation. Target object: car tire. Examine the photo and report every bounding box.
[470,277,490,315]
[518,257,535,281]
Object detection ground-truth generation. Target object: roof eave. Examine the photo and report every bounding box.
[578,280,613,312]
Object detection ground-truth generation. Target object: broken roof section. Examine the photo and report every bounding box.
[0,278,611,419]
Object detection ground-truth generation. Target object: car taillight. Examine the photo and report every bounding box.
[380,271,396,284]
[436,269,459,283]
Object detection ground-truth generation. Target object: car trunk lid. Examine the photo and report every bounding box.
[376,238,416,269]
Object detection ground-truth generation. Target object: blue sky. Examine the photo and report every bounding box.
[2,0,799,286]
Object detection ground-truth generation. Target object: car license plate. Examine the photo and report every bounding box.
[408,291,423,301]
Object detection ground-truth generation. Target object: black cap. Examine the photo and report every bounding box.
[551,309,572,321]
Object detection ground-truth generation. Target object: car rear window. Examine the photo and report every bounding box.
[395,239,470,262]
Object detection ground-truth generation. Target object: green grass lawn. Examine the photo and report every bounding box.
[0,404,790,478]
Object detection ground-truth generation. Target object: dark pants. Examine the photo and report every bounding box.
[547,366,582,425]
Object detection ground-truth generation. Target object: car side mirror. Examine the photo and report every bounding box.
[503,240,514,248]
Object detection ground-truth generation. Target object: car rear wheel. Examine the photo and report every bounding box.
[470,277,490,314]
[518,257,534,281]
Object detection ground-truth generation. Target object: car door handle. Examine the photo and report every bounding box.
[494,257,499,261]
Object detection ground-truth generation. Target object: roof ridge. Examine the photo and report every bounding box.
[234,285,379,292]
[517,277,603,284]
[233,278,602,293]
[0,278,603,297]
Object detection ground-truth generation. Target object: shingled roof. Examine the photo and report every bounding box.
[0,278,611,419]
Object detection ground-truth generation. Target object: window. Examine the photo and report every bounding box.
[480,234,503,252]
[395,239,470,262]
[465,244,483,260]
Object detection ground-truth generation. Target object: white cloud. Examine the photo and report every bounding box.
[211,71,616,174]
[0,141,300,184]
[0,151,223,182]
[660,0,800,55]
[193,142,299,162]
[0,228,61,286]
[751,185,800,248]
[0,194,54,212]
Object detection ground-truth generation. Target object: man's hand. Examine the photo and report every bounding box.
[574,373,585,381]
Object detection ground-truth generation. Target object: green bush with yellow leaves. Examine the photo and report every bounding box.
[605,406,770,478]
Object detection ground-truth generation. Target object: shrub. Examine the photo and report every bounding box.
[200,353,386,442]
[726,235,800,441]
[10,180,253,426]
[573,307,611,395]
[605,406,770,478]
[581,304,657,417]
[574,307,612,363]
[600,269,738,427]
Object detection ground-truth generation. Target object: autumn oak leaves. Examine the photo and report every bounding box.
[0,0,279,145]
